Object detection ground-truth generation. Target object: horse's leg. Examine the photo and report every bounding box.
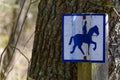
[92,41,96,50]
[69,36,73,45]
[88,44,90,55]
[70,45,76,54]
[78,45,84,55]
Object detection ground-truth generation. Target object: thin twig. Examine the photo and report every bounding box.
[113,7,120,18]
[4,46,30,80]
[0,0,26,74]
[30,0,39,4]
[4,0,31,74]
[0,0,37,79]
[10,45,30,64]
[23,31,35,49]
[4,65,14,80]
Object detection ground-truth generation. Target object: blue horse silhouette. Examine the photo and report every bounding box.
[69,25,99,55]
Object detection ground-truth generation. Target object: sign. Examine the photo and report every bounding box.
[62,14,107,62]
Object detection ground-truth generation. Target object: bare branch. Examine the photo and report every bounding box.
[30,0,39,4]
[3,0,32,74]
[113,7,120,18]
[23,31,35,49]
[0,0,26,75]
[3,45,30,79]
[4,65,14,80]
[10,45,30,64]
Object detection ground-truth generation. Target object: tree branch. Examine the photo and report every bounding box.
[113,7,120,18]
[30,0,39,4]
[10,45,30,64]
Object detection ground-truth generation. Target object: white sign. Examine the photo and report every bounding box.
[62,14,107,62]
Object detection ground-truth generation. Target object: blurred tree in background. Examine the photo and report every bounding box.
[0,0,38,80]
[2,0,26,75]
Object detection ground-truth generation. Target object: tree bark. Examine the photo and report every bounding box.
[28,0,80,80]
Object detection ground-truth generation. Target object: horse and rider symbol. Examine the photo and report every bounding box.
[69,21,99,55]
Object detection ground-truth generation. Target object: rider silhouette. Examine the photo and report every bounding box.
[82,21,87,34]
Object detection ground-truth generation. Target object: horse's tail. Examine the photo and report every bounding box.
[69,36,73,45]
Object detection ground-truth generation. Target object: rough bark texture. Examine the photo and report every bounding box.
[28,0,80,80]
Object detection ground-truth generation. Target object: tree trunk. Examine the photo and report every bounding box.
[28,0,111,80]
[27,0,80,80]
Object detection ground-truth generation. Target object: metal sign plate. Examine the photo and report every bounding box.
[62,14,107,62]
